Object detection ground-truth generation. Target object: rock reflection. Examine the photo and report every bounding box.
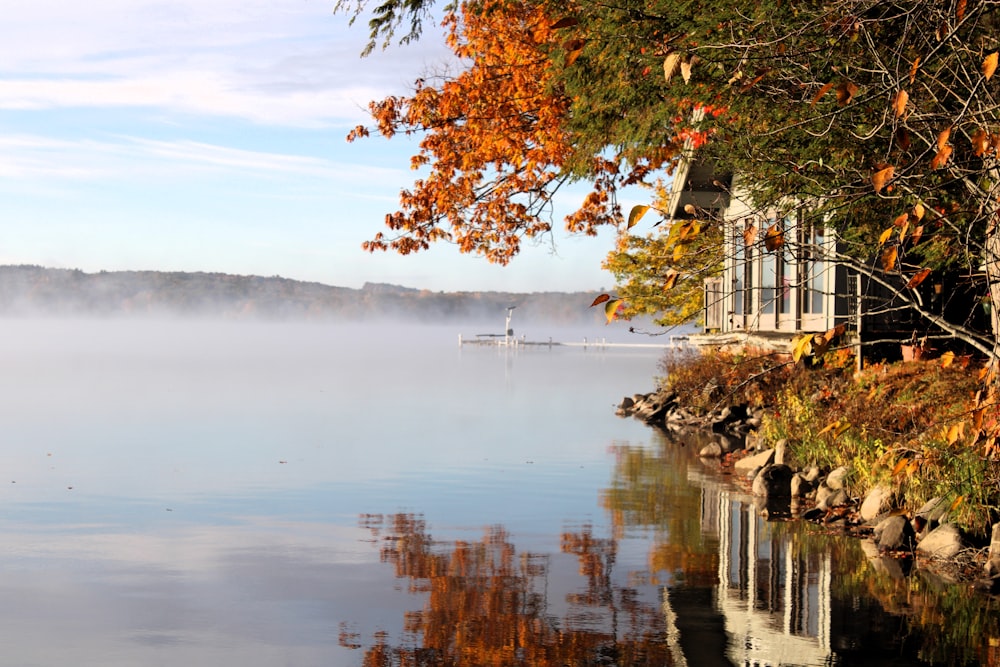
[344,513,673,666]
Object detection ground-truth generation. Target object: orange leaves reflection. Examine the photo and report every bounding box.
[347,514,672,666]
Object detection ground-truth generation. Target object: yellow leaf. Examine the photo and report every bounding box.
[672,243,687,262]
[590,294,611,307]
[810,81,835,107]
[881,246,898,272]
[818,420,841,435]
[872,166,894,193]
[627,204,650,229]
[893,90,908,118]
[985,52,999,80]
[912,202,925,221]
[878,227,895,245]
[604,298,623,324]
[946,422,965,445]
[898,221,909,243]
[764,224,784,251]
[906,267,931,289]
[792,334,813,362]
[940,350,955,368]
[678,220,701,242]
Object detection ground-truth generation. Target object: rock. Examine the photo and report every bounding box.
[825,466,850,490]
[985,523,1000,578]
[618,396,635,411]
[715,433,742,454]
[752,464,794,499]
[734,447,774,473]
[802,467,822,483]
[827,488,850,508]
[800,506,825,522]
[917,523,965,560]
[790,473,815,498]
[774,439,787,465]
[914,497,948,536]
[699,442,723,458]
[815,484,834,509]
[874,515,915,551]
[860,485,894,522]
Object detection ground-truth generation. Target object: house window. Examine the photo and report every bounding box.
[733,223,745,316]
[802,223,826,315]
[761,244,777,315]
[779,216,794,315]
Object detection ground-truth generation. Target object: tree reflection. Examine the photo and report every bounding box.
[344,513,674,666]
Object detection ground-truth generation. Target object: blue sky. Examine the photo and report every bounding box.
[0,0,626,293]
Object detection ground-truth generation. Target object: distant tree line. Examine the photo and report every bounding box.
[0,265,606,324]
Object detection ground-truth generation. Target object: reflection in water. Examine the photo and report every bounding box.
[343,514,672,666]
[352,430,1000,667]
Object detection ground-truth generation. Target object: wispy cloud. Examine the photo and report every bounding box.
[0,0,452,127]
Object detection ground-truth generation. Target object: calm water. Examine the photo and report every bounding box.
[0,319,996,666]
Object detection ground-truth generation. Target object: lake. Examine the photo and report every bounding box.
[0,319,996,666]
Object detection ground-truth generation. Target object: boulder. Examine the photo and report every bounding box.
[752,464,794,499]
[734,447,774,474]
[791,472,816,498]
[860,485,894,523]
[985,523,1000,578]
[825,466,850,490]
[874,515,915,551]
[917,523,965,560]
[699,442,723,458]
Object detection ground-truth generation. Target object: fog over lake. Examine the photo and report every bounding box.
[0,318,666,665]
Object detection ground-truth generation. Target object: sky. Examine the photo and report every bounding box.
[0,0,626,293]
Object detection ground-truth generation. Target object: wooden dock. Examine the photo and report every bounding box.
[458,334,691,350]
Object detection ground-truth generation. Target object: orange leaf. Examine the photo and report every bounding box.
[937,127,952,150]
[950,495,965,511]
[663,271,679,290]
[891,458,910,476]
[972,128,991,156]
[909,57,920,84]
[764,224,784,251]
[743,224,758,246]
[940,350,955,368]
[893,90,908,118]
[912,202,925,221]
[931,144,953,169]
[872,166,894,193]
[590,294,611,307]
[910,225,924,245]
[811,81,835,107]
[906,267,931,289]
[892,212,908,227]
[881,246,898,271]
[627,204,650,229]
[984,52,999,80]
[957,0,967,20]
[878,227,895,246]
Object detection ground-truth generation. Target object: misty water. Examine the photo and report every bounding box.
[1,319,998,666]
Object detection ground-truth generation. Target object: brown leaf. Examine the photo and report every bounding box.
[892,90,908,118]
[836,81,859,106]
[590,294,611,307]
[743,224,758,246]
[881,245,898,271]
[550,16,579,30]
[957,0,967,20]
[895,127,911,151]
[910,225,924,245]
[892,212,909,227]
[872,166,894,193]
[663,271,679,290]
[811,82,835,107]
[909,57,920,84]
[764,224,784,251]
[931,144,953,169]
[985,52,999,80]
[906,267,932,289]
[663,52,682,83]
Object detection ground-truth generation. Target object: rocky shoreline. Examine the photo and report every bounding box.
[617,387,1000,593]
